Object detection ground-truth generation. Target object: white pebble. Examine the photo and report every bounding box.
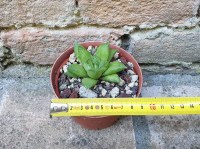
[119,78,125,86]
[132,95,136,98]
[105,82,110,86]
[110,87,119,98]
[70,53,75,58]
[134,82,138,86]
[126,90,132,94]
[78,78,81,82]
[87,46,93,52]
[125,85,130,91]
[66,62,71,66]
[127,62,133,67]
[63,65,68,73]
[69,78,76,83]
[128,82,134,88]
[131,75,138,83]
[128,70,135,75]
[101,88,107,96]
[111,83,115,86]
[60,68,63,73]
[79,86,97,98]
[114,52,119,59]
[101,81,105,83]
[69,53,76,63]
[117,59,121,62]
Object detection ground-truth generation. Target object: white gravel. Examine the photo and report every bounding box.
[128,82,134,88]
[126,90,132,94]
[127,62,133,67]
[114,52,119,59]
[119,78,125,86]
[131,75,138,83]
[101,88,107,96]
[69,53,76,63]
[69,78,76,83]
[79,86,97,98]
[125,85,130,91]
[63,65,68,73]
[105,82,110,86]
[87,46,93,52]
[110,87,119,98]
[128,70,135,75]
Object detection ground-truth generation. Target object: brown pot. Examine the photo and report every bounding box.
[50,41,143,130]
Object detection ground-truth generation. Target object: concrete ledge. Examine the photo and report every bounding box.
[132,74,200,149]
[0,77,135,149]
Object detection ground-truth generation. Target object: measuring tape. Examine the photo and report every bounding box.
[50,97,200,117]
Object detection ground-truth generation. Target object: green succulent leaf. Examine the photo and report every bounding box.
[65,71,77,78]
[74,42,92,64]
[92,55,101,69]
[67,64,88,78]
[82,78,98,89]
[103,61,126,76]
[83,59,94,71]
[101,74,120,83]
[95,43,110,61]
[86,70,102,79]
[98,61,109,73]
[108,49,117,62]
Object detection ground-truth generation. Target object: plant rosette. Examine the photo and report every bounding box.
[50,41,143,130]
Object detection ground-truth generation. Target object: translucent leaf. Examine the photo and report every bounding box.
[108,49,117,62]
[74,42,92,64]
[67,64,88,78]
[98,61,109,74]
[92,55,101,69]
[103,61,126,76]
[64,71,78,78]
[82,78,98,89]
[83,59,94,72]
[86,70,102,79]
[101,74,120,83]
[95,43,110,61]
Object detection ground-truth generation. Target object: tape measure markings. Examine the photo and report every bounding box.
[50,97,200,116]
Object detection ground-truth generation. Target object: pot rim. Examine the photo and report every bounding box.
[50,41,143,118]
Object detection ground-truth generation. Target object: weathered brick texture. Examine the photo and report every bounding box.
[0,0,199,28]
[79,0,199,27]
[1,27,116,65]
[0,0,77,28]
[131,27,200,64]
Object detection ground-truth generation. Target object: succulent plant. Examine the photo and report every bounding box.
[65,42,126,89]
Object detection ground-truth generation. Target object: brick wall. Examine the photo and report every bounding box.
[0,0,200,74]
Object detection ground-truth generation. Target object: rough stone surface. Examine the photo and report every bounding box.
[1,27,116,65]
[1,65,200,148]
[132,74,200,149]
[131,27,200,64]
[0,66,135,149]
[0,46,14,70]
[79,0,199,27]
[0,0,78,28]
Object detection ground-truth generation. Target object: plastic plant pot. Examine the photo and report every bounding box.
[50,41,143,130]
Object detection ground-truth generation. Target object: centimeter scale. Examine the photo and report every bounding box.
[50,97,200,117]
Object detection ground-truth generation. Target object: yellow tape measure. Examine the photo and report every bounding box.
[50,97,200,117]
